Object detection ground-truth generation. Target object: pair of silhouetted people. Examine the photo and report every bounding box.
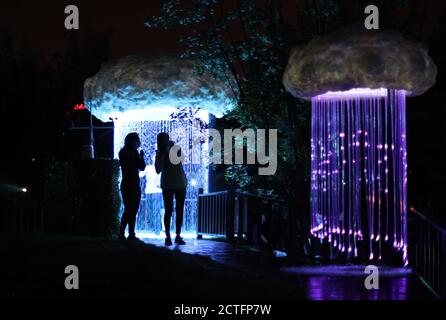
[118,132,187,246]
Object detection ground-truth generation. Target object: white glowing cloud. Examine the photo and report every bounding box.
[316,88,390,99]
[84,55,237,121]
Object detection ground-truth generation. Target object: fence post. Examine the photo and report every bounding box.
[197,188,204,239]
[226,188,235,242]
[288,201,296,254]
[236,193,243,240]
[442,232,446,298]
[12,196,17,233]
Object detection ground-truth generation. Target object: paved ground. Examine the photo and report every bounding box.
[0,235,302,300]
[145,238,434,300]
[0,235,434,300]
[144,238,281,269]
[280,265,433,300]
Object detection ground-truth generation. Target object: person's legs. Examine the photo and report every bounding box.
[162,189,174,240]
[119,210,129,239]
[174,188,186,236]
[119,185,130,239]
[127,187,141,239]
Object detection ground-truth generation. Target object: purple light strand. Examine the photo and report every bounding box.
[310,88,408,265]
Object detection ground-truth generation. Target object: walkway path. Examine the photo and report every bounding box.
[144,238,434,300]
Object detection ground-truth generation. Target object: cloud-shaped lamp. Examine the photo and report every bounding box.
[283,27,436,265]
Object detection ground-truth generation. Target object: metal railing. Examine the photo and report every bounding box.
[0,194,43,234]
[409,207,446,299]
[197,190,231,238]
[197,189,292,252]
[233,192,291,251]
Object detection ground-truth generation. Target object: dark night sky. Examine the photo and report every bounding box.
[0,0,314,62]
[2,0,445,61]
[0,0,187,60]
[1,0,444,62]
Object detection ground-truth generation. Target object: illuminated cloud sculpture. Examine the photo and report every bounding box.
[84,54,236,121]
[283,28,436,265]
[84,54,237,237]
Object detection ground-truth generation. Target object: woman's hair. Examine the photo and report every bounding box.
[157,132,170,151]
[124,132,140,148]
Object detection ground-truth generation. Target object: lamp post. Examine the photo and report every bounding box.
[81,98,95,159]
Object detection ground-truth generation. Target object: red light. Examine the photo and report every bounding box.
[73,104,87,111]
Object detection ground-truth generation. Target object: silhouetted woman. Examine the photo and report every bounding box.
[118,132,146,241]
[155,132,187,246]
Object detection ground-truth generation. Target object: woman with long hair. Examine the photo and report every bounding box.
[155,132,187,246]
[118,132,146,241]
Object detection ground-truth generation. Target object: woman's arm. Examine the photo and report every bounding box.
[154,151,165,174]
[137,150,146,171]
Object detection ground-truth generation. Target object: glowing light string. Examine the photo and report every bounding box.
[310,88,408,265]
[111,109,210,238]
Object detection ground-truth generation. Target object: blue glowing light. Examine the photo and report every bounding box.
[86,55,237,237]
[110,107,210,238]
[84,55,237,122]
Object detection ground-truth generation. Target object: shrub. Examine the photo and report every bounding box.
[42,158,120,238]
